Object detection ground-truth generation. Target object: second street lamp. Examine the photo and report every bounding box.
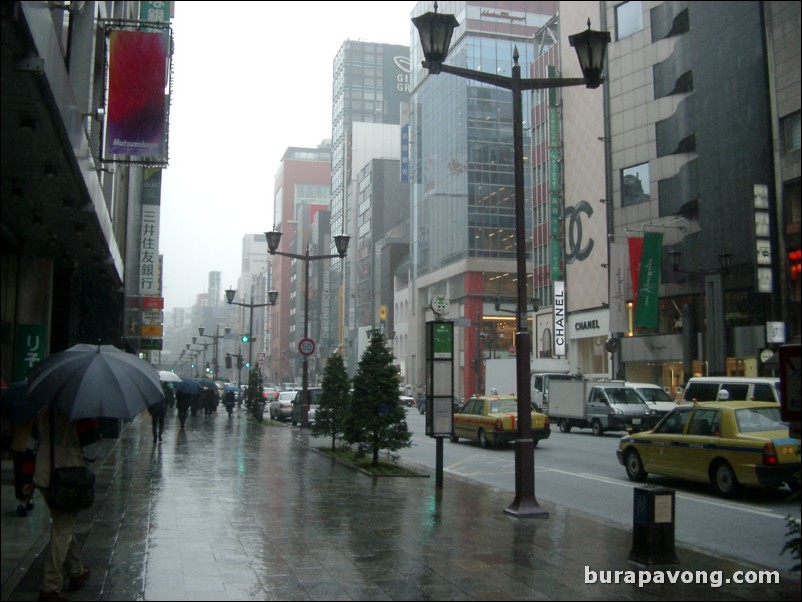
[224,287,278,385]
[265,228,350,430]
[413,3,609,518]
[198,324,231,380]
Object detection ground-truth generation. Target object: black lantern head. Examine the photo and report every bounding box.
[412,2,459,74]
[268,290,279,305]
[568,20,611,89]
[265,230,282,254]
[225,287,236,304]
[333,234,351,258]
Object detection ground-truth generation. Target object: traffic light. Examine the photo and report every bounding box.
[236,356,243,370]
[190,362,196,369]
[241,335,250,343]
[225,354,232,369]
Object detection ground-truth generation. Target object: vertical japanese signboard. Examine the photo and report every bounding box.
[14,324,46,380]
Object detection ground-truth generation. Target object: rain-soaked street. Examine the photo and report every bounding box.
[2,407,799,601]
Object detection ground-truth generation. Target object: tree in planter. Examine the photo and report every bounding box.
[245,367,264,420]
[343,329,411,465]
[312,353,351,451]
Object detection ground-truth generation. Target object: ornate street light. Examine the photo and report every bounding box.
[413,2,609,518]
[265,228,350,429]
[198,324,231,379]
[225,287,278,384]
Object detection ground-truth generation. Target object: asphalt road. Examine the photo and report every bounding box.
[398,407,800,572]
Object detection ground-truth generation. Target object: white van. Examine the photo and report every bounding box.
[626,382,678,418]
[681,377,780,404]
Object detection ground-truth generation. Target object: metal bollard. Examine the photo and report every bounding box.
[628,486,679,565]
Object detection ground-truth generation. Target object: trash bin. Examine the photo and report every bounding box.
[628,486,678,565]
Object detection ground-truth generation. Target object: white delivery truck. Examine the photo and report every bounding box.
[484,358,570,405]
[546,380,656,436]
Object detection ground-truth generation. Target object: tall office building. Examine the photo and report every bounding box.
[329,40,410,371]
[605,1,800,388]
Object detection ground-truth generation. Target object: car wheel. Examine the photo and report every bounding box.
[711,461,740,498]
[478,429,490,449]
[559,419,572,433]
[624,449,648,482]
[592,420,604,437]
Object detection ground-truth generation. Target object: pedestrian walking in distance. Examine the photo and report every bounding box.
[148,398,166,443]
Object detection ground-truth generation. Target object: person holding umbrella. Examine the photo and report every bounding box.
[25,343,165,600]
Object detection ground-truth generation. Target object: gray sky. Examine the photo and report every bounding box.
[160,2,417,311]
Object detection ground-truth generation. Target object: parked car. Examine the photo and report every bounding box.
[617,401,800,498]
[626,382,678,418]
[270,391,296,421]
[451,394,550,448]
[291,387,324,426]
[399,395,415,407]
[418,396,463,414]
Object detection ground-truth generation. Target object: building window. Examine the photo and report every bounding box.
[783,111,801,152]
[616,1,643,40]
[621,163,650,206]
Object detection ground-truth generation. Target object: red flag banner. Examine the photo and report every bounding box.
[627,236,644,309]
[106,30,167,159]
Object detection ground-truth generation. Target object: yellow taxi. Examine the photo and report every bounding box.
[451,394,550,449]
[617,401,800,498]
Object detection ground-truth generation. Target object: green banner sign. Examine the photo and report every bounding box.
[634,232,663,329]
[432,323,453,359]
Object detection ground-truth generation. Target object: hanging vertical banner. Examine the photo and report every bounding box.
[106,29,168,160]
[634,232,663,329]
[554,281,566,356]
[609,242,628,333]
[627,236,644,309]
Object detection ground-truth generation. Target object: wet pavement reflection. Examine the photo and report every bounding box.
[2,407,799,600]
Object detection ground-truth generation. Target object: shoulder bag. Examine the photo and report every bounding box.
[45,409,95,513]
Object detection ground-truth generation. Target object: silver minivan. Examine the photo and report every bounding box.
[681,377,780,403]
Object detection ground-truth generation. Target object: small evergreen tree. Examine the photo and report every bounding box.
[312,353,351,450]
[343,329,411,465]
[245,367,264,419]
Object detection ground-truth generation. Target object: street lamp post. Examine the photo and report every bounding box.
[198,324,231,381]
[224,287,278,383]
[413,3,609,518]
[265,229,350,430]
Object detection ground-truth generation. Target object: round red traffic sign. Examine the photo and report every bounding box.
[298,337,316,356]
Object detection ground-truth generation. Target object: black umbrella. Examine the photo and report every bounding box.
[26,343,164,421]
[1,380,45,423]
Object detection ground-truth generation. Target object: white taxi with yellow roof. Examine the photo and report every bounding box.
[617,401,800,498]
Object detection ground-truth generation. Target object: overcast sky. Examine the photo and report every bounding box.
[160,2,417,311]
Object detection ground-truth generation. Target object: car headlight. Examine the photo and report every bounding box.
[612,406,624,415]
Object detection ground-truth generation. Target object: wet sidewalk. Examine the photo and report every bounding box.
[2,408,799,601]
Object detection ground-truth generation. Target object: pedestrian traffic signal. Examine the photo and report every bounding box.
[225,355,232,369]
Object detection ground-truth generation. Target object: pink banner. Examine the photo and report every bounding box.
[106,30,167,159]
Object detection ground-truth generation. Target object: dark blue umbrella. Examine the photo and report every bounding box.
[175,377,202,396]
[223,384,239,393]
[1,380,45,423]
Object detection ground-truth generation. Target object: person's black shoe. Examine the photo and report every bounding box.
[69,567,90,590]
[16,504,27,517]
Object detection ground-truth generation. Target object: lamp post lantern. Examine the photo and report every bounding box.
[265,229,350,429]
[225,287,278,387]
[413,3,609,518]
